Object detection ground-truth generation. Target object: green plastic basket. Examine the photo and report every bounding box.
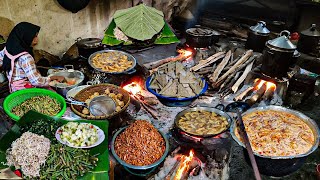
[3,88,67,121]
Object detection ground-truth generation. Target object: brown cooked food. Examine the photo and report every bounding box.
[178,110,229,136]
[114,120,166,166]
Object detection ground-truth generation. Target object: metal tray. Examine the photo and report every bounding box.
[88,50,137,74]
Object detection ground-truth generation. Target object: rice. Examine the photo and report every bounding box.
[6,132,51,178]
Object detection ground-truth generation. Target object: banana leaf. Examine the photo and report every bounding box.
[102,20,124,46]
[154,36,180,45]
[158,22,177,38]
[0,111,109,180]
[113,4,165,41]
[102,36,123,46]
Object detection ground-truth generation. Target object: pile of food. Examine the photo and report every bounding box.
[49,77,77,87]
[57,122,99,147]
[178,110,229,136]
[82,88,125,115]
[235,110,315,156]
[39,144,98,179]
[149,61,204,98]
[6,132,51,178]
[114,120,166,166]
[91,51,133,73]
[11,96,61,117]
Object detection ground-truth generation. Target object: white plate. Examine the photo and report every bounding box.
[55,123,105,149]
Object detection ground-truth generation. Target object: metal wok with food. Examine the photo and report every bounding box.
[88,50,137,74]
[174,106,232,138]
[230,105,320,177]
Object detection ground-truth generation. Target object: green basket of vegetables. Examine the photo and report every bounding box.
[3,88,67,121]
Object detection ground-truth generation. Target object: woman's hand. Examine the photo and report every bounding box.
[50,76,65,82]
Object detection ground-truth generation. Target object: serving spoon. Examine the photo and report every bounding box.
[67,95,116,116]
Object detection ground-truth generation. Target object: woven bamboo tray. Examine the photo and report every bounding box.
[71,84,130,120]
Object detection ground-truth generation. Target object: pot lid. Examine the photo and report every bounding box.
[267,30,296,50]
[301,24,320,37]
[76,38,101,48]
[250,21,270,34]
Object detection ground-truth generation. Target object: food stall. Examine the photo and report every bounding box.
[0,2,320,180]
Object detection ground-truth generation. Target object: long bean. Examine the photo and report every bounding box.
[38,144,98,180]
[11,96,61,117]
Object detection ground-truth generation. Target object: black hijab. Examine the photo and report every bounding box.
[2,22,40,72]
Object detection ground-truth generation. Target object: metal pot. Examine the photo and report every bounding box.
[230,106,320,177]
[245,21,270,52]
[88,50,137,74]
[186,26,220,48]
[49,69,85,97]
[297,24,320,55]
[174,105,232,138]
[261,30,296,78]
[76,37,103,59]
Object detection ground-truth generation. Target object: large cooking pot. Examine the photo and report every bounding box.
[186,26,221,48]
[49,69,85,97]
[297,24,320,56]
[174,105,232,138]
[245,21,270,53]
[230,105,320,177]
[261,30,296,78]
[76,37,103,59]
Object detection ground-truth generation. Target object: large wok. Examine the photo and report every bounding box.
[174,105,232,138]
[88,49,137,74]
[230,105,320,177]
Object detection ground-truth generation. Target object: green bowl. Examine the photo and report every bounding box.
[3,88,67,121]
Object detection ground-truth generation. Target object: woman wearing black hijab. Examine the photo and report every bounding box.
[0,22,63,92]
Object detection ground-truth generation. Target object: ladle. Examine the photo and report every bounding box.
[68,95,116,116]
[225,102,261,180]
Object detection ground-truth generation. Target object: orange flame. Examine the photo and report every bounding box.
[255,79,266,90]
[174,150,194,180]
[265,81,276,91]
[123,82,142,95]
[178,49,193,57]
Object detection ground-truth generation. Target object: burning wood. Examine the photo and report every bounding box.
[262,81,276,100]
[174,150,195,180]
[123,82,158,119]
[234,79,261,101]
[144,49,193,71]
[246,80,267,105]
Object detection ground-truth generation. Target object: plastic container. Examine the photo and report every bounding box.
[3,88,67,121]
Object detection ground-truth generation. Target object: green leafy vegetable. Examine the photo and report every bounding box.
[20,119,62,144]
[113,4,165,41]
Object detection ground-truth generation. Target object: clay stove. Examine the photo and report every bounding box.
[152,127,232,180]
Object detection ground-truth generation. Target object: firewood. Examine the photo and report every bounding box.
[234,86,254,101]
[190,52,225,72]
[144,55,185,70]
[210,50,232,82]
[219,71,241,93]
[231,61,254,93]
[214,50,253,87]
